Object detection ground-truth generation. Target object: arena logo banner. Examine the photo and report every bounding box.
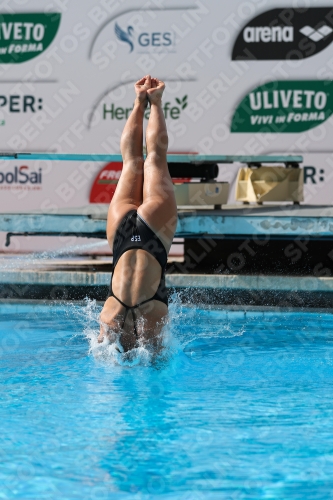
[231,81,333,133]
[103,95,188,121]
[114,22,175,53]
[0,13,61,63]
[232,8,333,60]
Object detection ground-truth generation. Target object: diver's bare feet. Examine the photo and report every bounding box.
[135,75,151,108]
[147,78,165,106]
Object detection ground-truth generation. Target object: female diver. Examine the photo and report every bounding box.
[98,75,178,352]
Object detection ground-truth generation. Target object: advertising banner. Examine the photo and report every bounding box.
[0,0,333,251]
[231,8,333,60]
[231,81,333,133]
[0,13,61,64]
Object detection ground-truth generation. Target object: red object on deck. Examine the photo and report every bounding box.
[89,153,196,204]
[89,162,122,204]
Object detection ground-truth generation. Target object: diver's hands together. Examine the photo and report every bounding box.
[134,75,151,106]
[134,75,165,106]
[147,77,165,105]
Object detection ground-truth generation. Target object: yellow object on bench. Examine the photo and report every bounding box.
[174,182,229,208]
[235,166,303,203]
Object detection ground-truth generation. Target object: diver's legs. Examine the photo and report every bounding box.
[106,76,151,247]
[138,78,177,251]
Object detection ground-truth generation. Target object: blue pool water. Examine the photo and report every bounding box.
[1,300,333,499]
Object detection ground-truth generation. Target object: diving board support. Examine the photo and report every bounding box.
[2,207,333,243]
[4,231,106,247]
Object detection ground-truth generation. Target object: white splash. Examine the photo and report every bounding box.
[70,293,245,367]
[74,298,178,368]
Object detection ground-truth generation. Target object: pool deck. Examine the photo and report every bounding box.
[1,204,333,240]
[2,203,333,304]
[2,254,333,306]
[1,266,333,292]
[1,267,333,308]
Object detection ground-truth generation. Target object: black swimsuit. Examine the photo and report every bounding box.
[107,210,168,337]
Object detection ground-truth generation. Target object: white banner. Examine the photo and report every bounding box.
[1,0,333,251]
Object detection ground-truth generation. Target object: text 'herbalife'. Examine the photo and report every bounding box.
[103,96,188,120]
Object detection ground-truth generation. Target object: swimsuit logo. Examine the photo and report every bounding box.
[232,8,333,60]
[114,22,174,53]
[0,13,61,63]
[230,81,333,133]
[131,235,141,242]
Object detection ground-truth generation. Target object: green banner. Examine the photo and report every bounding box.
[0,13,61,63]
[231,81,333,133]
